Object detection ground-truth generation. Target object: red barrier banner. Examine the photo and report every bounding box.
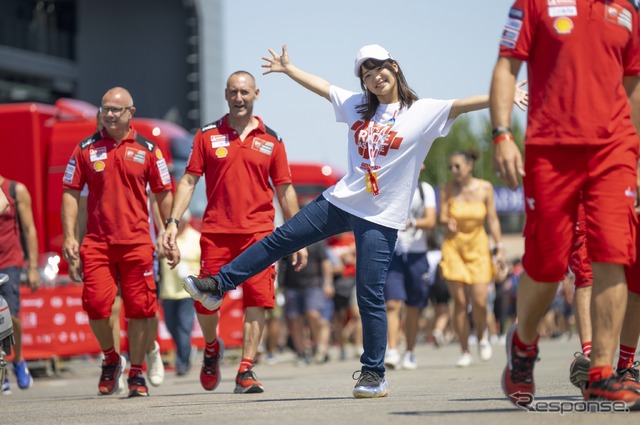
[14,286,244,361]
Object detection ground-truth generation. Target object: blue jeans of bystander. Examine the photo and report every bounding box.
[162,298,195,373]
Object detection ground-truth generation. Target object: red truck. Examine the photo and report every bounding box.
[0,98,342,363]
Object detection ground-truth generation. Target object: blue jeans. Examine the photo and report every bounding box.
[217,195,397,376]
[162,298,195,372]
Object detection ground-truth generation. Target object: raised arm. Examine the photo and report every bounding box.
[262,44,332,101]
[449,80,528,120]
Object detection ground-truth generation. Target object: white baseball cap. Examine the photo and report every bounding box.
[353,44,393,77]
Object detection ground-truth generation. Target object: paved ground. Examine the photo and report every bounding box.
[2,336,638,424]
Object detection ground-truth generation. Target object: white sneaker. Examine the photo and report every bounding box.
[384,349,401,370]
[401,351,417,370]
[478,339,493,362]
[456,352,473,368]
[115,356,128,395]
[146,341,165,386]
[182,276,222,311]
[433,329,447,348]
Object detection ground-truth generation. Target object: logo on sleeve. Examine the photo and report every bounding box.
[156,158,171,185]
[501,15,523,48]
[606,3,633,32]
[509,7,524,19]
[251,138,274,155]
[63,159,76,184]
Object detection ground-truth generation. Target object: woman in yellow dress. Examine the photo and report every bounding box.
[439,150,505,367]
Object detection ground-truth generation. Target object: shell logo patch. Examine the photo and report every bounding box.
[94,161,106,172]
[554,16,573,34]
[156,149,163,159]
[215,147,228,158]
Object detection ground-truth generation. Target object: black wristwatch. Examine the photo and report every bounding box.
[492,126,512,139]
[164,217,180,228]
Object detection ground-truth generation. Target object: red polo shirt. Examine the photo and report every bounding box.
[62,128,173,244]
[499,0,640,145]
[186,115,292,234]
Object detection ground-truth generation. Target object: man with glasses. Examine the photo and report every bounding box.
[61,87,177,398]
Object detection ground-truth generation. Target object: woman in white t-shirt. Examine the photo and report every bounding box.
[179,44,527,399]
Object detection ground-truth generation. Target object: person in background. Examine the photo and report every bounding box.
[0,175,39,395]
[383,177,436,370]
[490,0,640,407]
[163,70,307,394]
[279,239,333,365]
[439,150,505,367]
[61,87,176,398]
[175,43,526,398]
[327,232,360,361]
[159,209,199,376]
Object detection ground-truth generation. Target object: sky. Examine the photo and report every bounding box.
[221,0,527,173]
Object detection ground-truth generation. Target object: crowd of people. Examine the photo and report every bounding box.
[1,0,638,410]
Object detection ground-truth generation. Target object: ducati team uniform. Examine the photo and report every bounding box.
[0,180,26,316]
[211,85,455,377]
[62,128,172,320]
[186,115,292,314]
[499,0,640,283]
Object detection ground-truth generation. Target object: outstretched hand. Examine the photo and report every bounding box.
[262,44,291,75]
[513,80,529,111]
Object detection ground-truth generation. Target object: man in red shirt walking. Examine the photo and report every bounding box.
[61,87,176,398]
[490,0,640,408]
[163,70,307,394]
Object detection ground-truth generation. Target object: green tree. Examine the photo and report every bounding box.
[421,114,524,188]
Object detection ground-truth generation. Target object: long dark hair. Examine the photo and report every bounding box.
[355,58,419,121]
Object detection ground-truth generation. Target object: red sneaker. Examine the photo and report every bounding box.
[98,355,125,396]
[234,367,264,394]
[616,362,640,393]
[501,324,538,407]
[200,338,224,391]
[127,375,149,397]
[584,375,640,409]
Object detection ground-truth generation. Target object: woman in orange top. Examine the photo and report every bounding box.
[439,150,505,367]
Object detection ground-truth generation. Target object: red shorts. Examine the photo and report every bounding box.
[195,232,275,315]
[522,141,637,283]
[80,241,157,320]
[569,203,593,289]
[569,205,640,294]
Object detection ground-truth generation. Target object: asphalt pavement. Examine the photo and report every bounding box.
[1,336,637,424]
